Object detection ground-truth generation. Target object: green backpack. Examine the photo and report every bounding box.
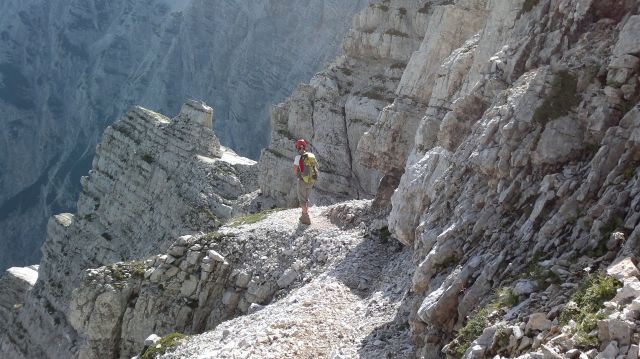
[299,153,318,184]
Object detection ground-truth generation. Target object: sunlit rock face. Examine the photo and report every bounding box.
[0,0,368,272]
[259,0,429,207]
[0,101,260,358]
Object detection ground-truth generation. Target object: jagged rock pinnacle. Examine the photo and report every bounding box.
[178,100,215,129]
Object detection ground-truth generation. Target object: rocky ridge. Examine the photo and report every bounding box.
[0,101,260,358]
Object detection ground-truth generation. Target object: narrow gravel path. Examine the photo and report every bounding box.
[161,202,415,358]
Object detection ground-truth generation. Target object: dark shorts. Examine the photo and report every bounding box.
[297,179,313,205]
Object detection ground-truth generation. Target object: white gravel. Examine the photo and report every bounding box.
[160,201,415,358]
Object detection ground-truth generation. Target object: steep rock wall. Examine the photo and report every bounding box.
[369,0,640,357]
[259,0,429,206]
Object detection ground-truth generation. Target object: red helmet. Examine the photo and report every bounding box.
[295,139,307,150]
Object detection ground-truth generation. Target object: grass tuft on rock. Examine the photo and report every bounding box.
[369,2,389,12]
[141,332,188,359]
[229,208,284,227]
[202,231,236,243]
[559,271,621,348]
[448,286,520,357]
[490,287,519,311]
[378,227,391,243]
[449,308,489,357]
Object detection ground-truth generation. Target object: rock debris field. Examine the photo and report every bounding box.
[159,202,415,359]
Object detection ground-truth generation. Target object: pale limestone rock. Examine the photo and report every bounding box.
[388,147,452,245]
[397,0,488,102]
[598,318,633,347]
[613,277,640,303]
[1,103,259,358]
[276,269,299,289]
[607,257,640,281]
[612,16,640,58]
[207,250,226,263]
[526,313,552,332]
[514,279,538,295]
[178,100,214,129]
[417,266,467,328]
[0,1,370,272]
[541,345,563,359]
[0,266,38,332]
[596,341,619,359]
[144,334,161,346]
[358,98,427,174]
[533,117,585,165]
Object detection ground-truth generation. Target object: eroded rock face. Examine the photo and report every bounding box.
[373,0,640,357]
[259,0,430,207]
[0,102,259,358]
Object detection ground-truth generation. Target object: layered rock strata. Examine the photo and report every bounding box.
[259,0,429,206]
[0,102,258,358]
[257,0,640,356]
[370,0,640,357]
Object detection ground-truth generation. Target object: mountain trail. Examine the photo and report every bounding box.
[162,202,415,359]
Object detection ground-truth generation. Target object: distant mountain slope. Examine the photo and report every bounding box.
[0,0,368,272]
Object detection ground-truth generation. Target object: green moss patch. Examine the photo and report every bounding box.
[141,332,188,359]
[202,231,236,243]
[229,208,285,227]
[449,308,489,357]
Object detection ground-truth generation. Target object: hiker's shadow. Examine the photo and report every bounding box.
[295,222,310,233]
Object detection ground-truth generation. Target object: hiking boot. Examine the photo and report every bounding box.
[300,213,311,225]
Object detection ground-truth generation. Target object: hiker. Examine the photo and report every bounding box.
[293,139,318,225]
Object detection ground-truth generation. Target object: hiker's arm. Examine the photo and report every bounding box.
[293,165,299,176]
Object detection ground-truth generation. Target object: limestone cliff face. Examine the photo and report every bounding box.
[0,0,368,273]
[0,102,259,358]
[265,0,640,357]
[259,0,429,206]
[370,0,640,357]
